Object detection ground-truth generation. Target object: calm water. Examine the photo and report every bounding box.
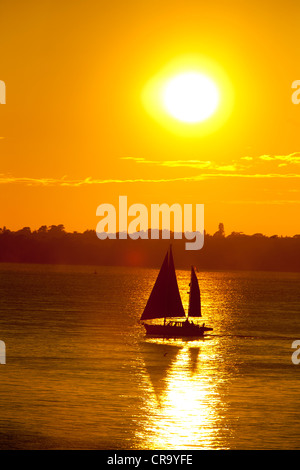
[0,263,299,449]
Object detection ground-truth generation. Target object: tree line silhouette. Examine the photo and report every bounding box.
[0,223,299,271]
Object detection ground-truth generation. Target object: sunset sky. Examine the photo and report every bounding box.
[0,0,299,236]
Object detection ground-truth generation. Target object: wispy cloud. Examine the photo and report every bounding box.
[259,152,300,164]
[0,172,300,187]
[0,174,199,185]
[241,156,253,161]
[123,152,300,176]
[223,199,300,205]
[122,156,237,171]
[0,151,299,187]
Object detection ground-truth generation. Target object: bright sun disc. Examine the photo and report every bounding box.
[163,72,220,123]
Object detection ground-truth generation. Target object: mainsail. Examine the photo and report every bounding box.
[140,246,186,321]
[141,252,169,320]
[188,266,202,317]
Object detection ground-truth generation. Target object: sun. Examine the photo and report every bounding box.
[162,72,220,123]
[142,54,234,136]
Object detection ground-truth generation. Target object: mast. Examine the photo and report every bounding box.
[188,266,201,318]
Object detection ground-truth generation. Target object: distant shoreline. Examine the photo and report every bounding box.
[0,261,299,274]
[0,226,299,272]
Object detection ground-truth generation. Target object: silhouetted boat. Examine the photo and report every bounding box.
[140,246,213,337]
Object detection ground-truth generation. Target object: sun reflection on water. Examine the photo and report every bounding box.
[137,337,226,449]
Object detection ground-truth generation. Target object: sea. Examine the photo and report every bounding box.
[0,262,299,450]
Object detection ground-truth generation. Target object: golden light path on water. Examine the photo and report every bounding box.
[133,270,235,450]
[137,339,225,449]
[131,270,253,449]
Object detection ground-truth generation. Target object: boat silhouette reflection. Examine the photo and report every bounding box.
[137,337,223,449]
[139,340,182,405]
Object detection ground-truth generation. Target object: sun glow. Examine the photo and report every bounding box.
[142,55,234,137]
[163,72,219,123]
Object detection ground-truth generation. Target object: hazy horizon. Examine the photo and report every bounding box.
[1,224,299,238]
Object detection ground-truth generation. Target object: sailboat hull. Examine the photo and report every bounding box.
[142,322,213,338]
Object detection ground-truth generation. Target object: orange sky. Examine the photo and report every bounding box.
[0,0,299,236]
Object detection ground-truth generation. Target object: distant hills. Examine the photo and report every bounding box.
[0,225,299,272]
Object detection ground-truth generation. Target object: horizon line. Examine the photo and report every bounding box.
[1,226,299,238]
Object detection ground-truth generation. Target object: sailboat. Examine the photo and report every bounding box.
[140,246,213,337]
